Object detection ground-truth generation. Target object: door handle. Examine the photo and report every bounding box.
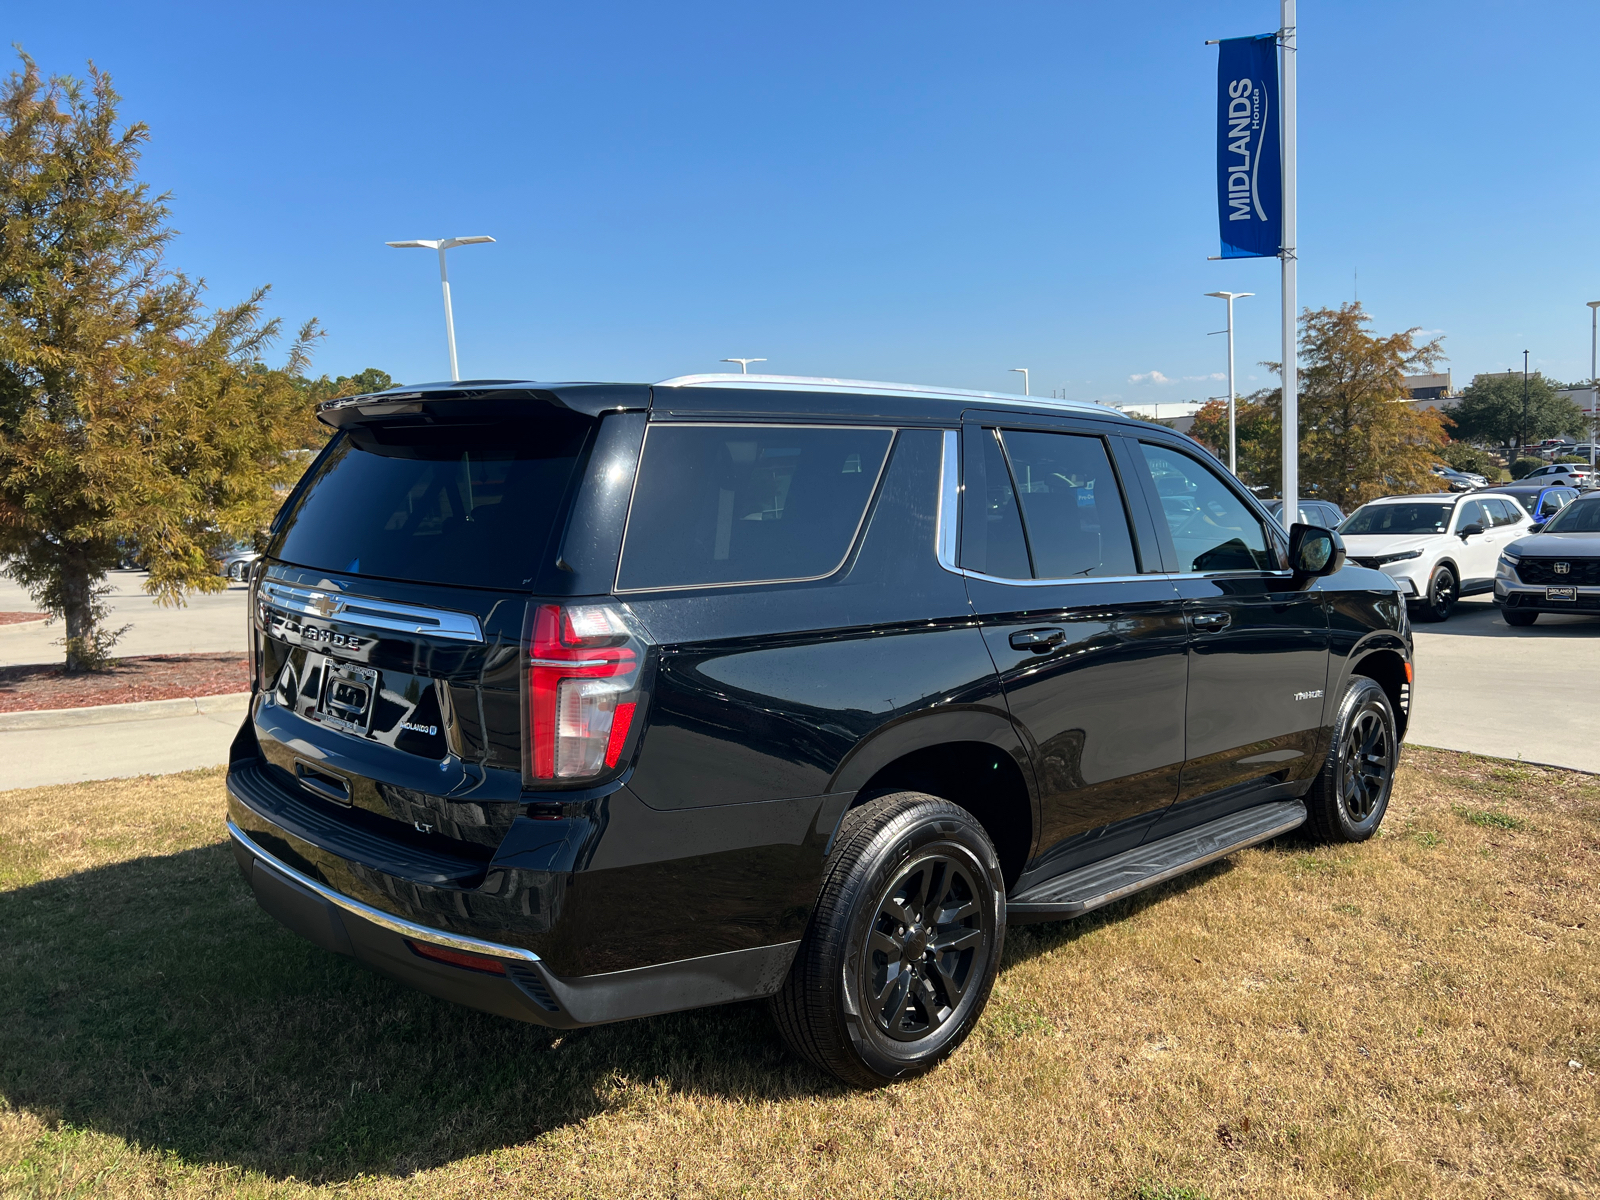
[1009,627,1066,653]
[1190,611,1231,632]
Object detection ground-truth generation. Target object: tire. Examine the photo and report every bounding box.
[770,791,1005,1088]
[1304,677,1397,843]
[1501,608,1538,627]
[1412,564,1457,622]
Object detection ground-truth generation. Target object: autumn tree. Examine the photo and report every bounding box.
[1187,305,1451,509]
[0,54,328,667]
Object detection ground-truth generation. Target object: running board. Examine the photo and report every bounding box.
[1006,799,1306,923]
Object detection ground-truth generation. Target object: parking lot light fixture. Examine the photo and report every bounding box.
[1010,368,1030,396]
[721,358,766,374]
[1588,302,1600,473]
[1206,291,1253,475]
[385,236,496,381]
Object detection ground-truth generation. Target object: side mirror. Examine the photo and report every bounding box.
[1530,521,1547,533]
[1458,522,1485,539]
[1288,523,1345,578]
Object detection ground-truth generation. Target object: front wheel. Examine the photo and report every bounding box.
[1304,677,1397,843]
[770,792,1005,1088]
[1412,564,1457,622]
[1501,608,1538,627]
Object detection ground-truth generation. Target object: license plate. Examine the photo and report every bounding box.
[1546,586,1577,602]
[316,661,379,733]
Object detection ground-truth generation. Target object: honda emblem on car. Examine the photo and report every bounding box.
[1555,562,1570,574]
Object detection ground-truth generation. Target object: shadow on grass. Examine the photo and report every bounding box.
[0,843,838,1183]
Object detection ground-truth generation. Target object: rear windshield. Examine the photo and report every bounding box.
[271,416,592,590]
[616,423,894,590]
[1339,502,1454,535]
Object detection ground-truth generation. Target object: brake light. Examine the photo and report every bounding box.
[527,603,644,780]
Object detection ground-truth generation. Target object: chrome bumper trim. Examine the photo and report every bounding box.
[227,818,540,962]
[260,580,484,643]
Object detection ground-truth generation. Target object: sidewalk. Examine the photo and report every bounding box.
[0,570,248,668]
[0,694,247,789]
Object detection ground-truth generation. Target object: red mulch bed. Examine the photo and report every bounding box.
[0,612,45,626]
[0,653,250,713]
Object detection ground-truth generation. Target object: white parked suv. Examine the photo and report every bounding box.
[1521,462,1596,488]
[1338,493,1534,621]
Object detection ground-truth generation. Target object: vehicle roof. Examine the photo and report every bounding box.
[317,374,1146,428]
[1475,483,1575,494]
[1360,493,1461,505]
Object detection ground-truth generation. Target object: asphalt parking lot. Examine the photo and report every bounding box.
[1407,593,1600,773]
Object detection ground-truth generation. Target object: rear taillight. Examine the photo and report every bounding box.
[526,603,646,781]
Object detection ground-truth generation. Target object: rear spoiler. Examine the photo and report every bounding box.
[317,381,651,428]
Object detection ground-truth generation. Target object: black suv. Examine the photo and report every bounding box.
[227,375,1412,1086]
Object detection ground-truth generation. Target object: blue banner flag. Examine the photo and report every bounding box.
[1216,34,1281,259]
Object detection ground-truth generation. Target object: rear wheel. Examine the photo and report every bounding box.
[1413,564,1457,622]
[771,792,1004,1088]
[1305,677,1396,843]
[1501,608,1538,627]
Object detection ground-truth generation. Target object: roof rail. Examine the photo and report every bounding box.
[652,373,1120,416]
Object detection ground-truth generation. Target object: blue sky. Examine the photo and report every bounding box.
[16,2,1600,403]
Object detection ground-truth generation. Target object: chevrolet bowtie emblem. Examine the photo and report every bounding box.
[311,594,340,618]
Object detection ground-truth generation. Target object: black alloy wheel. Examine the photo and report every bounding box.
[1502,607,1538,627]
[771,791,1004,1088]
[1305,676,1397,842]
[1415,564,1457,622]
[864,854,985,1041]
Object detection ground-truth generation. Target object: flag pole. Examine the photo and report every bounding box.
[1279,0,1297,527]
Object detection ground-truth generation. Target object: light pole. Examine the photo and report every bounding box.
[1205,290,1254,474]
[1010,368,1030,396]
[1522,349,1530,457]
[385,236,495,381]
[721,358,767,374]
[1588,301,1600,474]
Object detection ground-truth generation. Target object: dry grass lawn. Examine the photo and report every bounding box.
[0,747,1595,1198]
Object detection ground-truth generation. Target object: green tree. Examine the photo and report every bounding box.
[1187,304,1450,509]
[1439,441,1496,478]
[0,55,326,667]
[1447,371,1585,452]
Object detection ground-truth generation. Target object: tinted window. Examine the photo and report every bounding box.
[1138,444,1274,572]
[998,430,1137,578]
[616,424,893,590]
[1340,502,1453,535]
[272,418,591,590]
[1487,498,1521,526]
[961,428,1032,579]
[1455,500,1489,531]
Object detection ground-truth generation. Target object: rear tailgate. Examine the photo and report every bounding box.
[242,389,647,861]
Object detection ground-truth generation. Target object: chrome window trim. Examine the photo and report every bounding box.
[937,429,961,571]
[226,818,541,962]
[260,580,483,643]
[613,422,896,595]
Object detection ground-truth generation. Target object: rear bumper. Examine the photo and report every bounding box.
[228,817,798,1028]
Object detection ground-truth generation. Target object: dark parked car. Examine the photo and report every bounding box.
[1263,499,1344,529]
[1474,484,1577,525]
[227,375,1413,1086]
[1495,492,1600,626]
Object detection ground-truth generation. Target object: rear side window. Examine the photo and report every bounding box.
[616,424,893,590]
[272,416,592,590]
[1138,443,1275,572]
[998,430,1138,578]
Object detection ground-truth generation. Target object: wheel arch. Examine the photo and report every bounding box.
[1345,638,1410,742]
[828,708,1037,892]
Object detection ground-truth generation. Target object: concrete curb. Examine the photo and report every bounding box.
[0,692,249,731]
